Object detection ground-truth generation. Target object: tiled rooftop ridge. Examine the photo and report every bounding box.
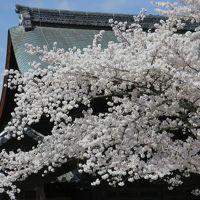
[15,4,165,31]
[15,4,200,32]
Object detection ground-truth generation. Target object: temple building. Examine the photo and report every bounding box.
[0,4,199,200]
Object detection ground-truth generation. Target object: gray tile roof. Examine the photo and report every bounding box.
[10,4,200,80]
[15,4,165,31]
[10,26,116,73]
[15,4,200,32]
[12,5,200,74]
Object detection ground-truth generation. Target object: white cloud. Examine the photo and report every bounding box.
[26,0,46,8]
[55,1,72,10]
[21,0,72,10]
[100,0,128,10]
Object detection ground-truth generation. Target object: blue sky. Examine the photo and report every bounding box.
[0,0,175,91]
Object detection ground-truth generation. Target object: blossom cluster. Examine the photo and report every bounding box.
[0,0,200,199]
[154,0,200,23]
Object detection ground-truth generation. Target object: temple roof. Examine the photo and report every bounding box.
[15,4,163,31]
[12,5,164,74]
[12,5,199,73]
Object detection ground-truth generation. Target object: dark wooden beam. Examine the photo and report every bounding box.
[0,32,19,132]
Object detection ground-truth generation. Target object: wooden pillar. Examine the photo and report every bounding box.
[35,184,46,200]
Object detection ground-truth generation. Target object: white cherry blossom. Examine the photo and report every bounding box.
[1,0,200,199]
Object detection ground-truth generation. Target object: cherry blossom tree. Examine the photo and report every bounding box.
[1,0,200,199]
[154,0,200,22]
